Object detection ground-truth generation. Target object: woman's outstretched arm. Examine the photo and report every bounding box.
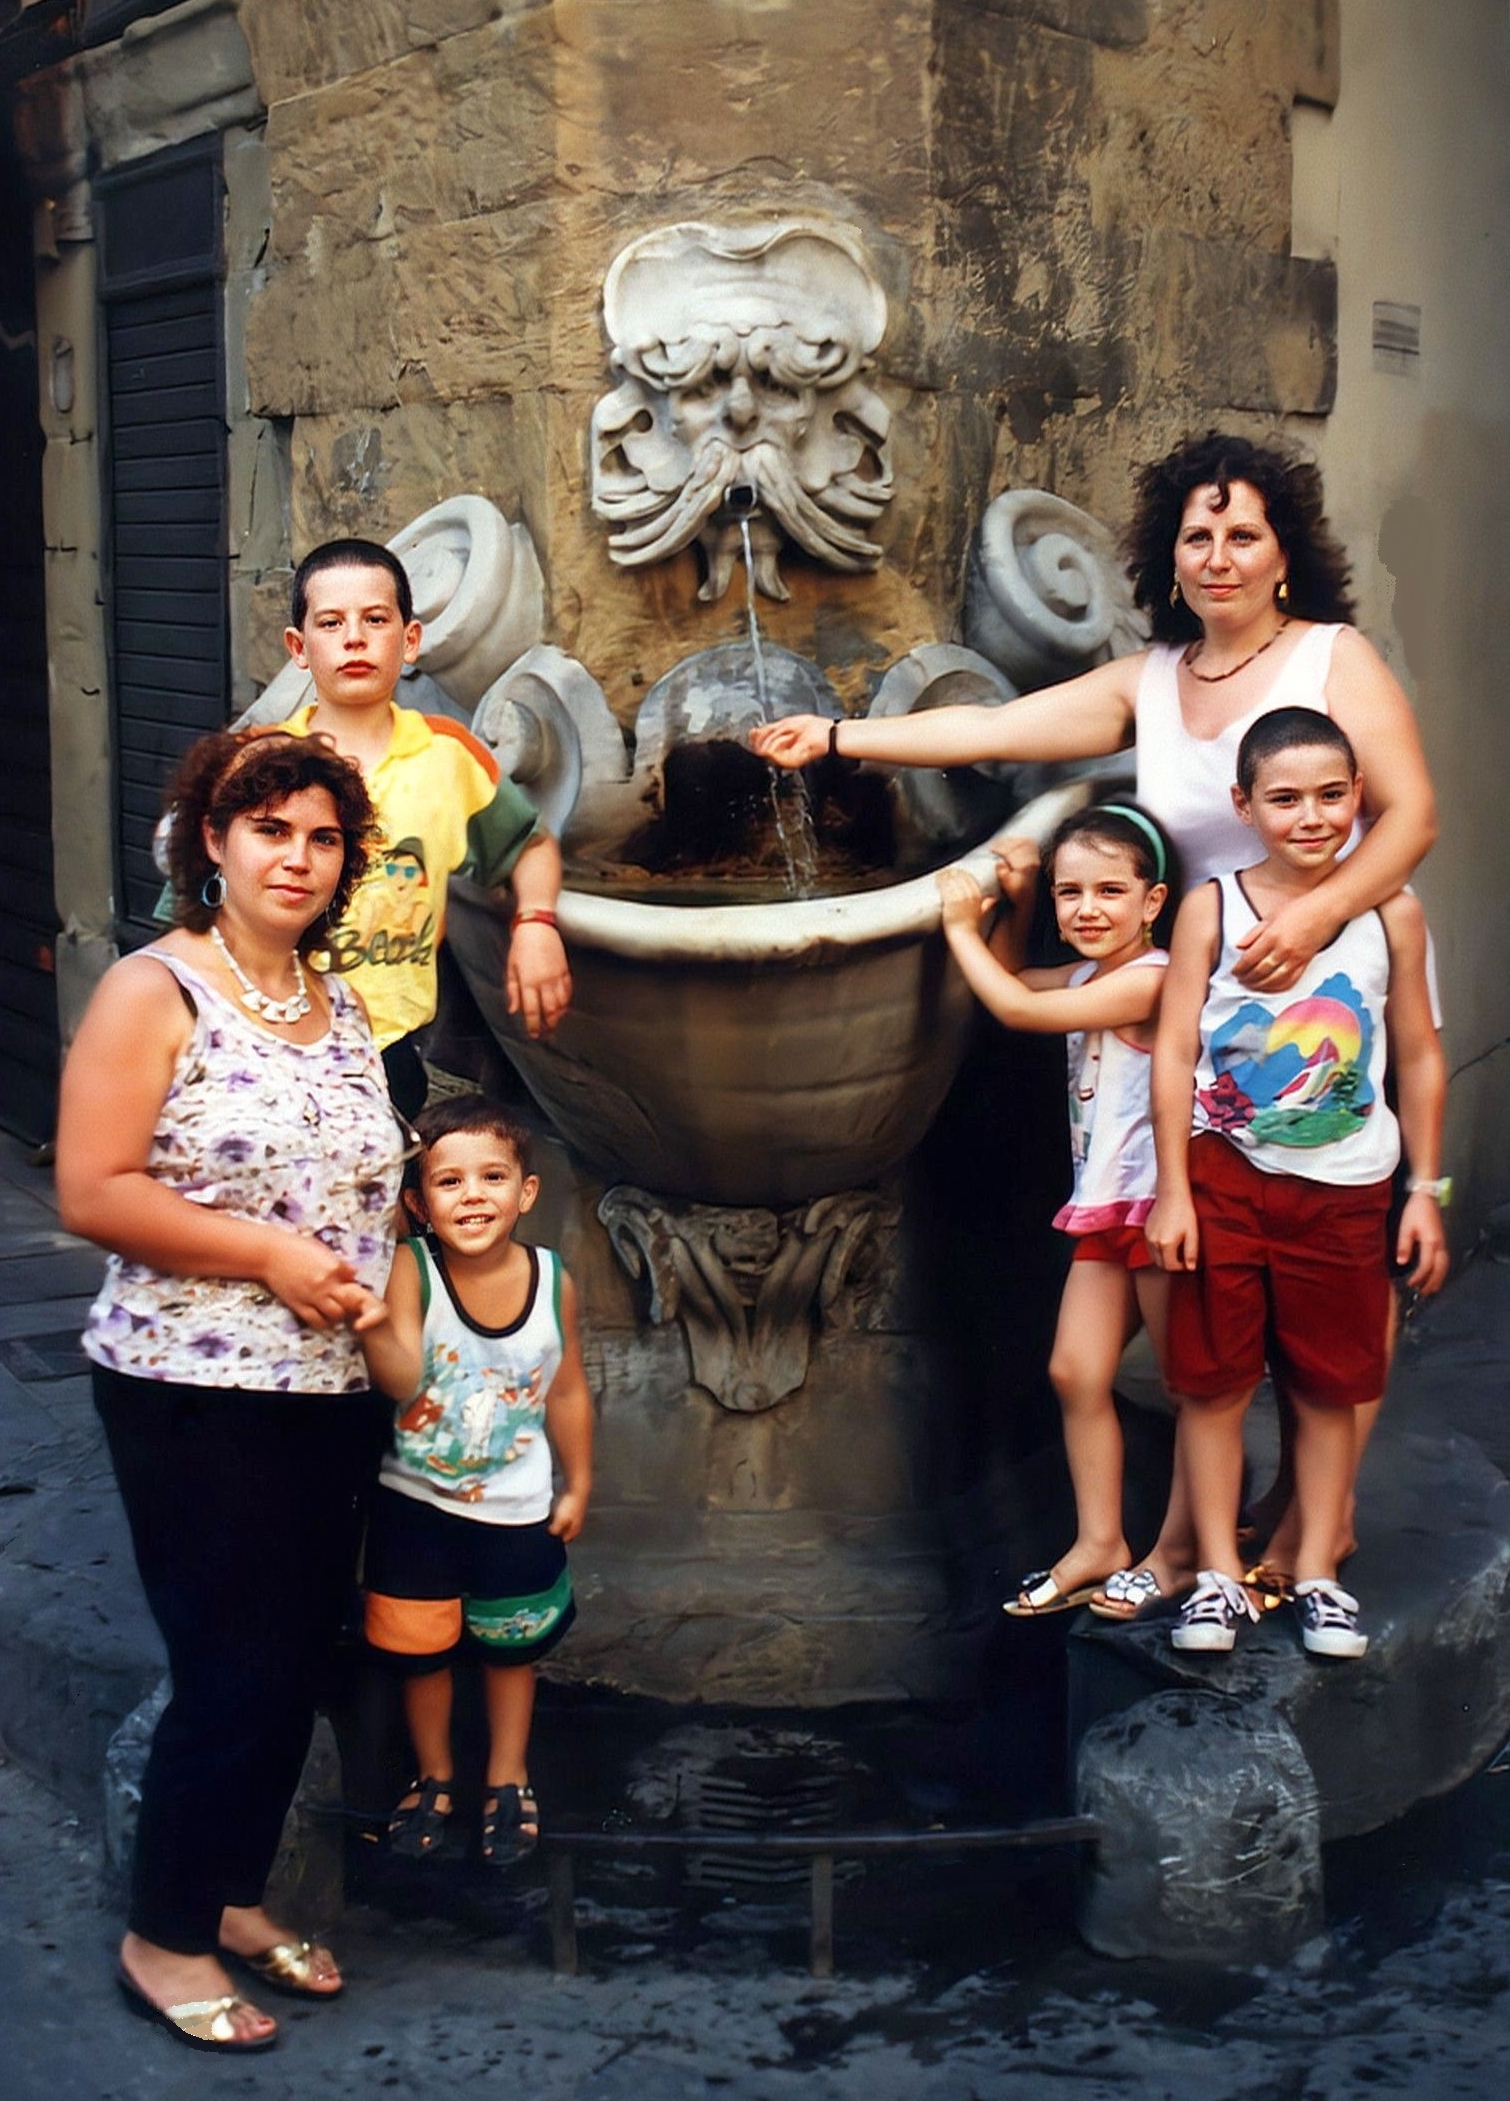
[749,652,1145,770]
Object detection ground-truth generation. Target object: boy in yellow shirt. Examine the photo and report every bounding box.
[281,539,571,1114]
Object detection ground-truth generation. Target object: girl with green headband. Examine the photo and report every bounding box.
[937,802,1188,1618]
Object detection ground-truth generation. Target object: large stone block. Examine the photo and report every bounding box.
[1076,1689,1323,1964]
[1070,1426,1510,1843]
[239,0,538,107]
[78,0,260,173]
[953,0,1150,44]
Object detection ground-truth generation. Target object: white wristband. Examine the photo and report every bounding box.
[1406,1175,1451,1206]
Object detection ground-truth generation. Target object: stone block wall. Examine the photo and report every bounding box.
[233,0,1339,711]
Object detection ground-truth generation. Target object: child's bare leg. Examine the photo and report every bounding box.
[388,1666,455,1854]
[483,1663,536,1790]
[1174,1383,1256,1581]
[481,1663,539,1858]
[402,1665,455,1785]
[1289,1393,1368,1586]
[1117,1270,1198,1595]
[1260,1293,1396,1572]
[1035,1262,1136,1595]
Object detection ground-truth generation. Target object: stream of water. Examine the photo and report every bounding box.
[741,516,820,898]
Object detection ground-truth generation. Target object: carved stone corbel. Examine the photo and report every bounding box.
[598,1187,898,1413]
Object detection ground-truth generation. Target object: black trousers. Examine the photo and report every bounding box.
[93,1366,391,1953]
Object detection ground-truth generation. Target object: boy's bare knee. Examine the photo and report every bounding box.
[1175,1384,1254,1417]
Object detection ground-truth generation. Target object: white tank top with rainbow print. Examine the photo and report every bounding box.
[1192,873,1399,1186]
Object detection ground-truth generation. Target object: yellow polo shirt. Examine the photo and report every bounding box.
[287,704,542,1050]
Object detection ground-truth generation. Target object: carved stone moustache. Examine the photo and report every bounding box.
[590,219,894,603]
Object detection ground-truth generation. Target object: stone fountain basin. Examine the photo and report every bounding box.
[446,784,1087,1207]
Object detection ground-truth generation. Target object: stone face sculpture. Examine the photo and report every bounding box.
[590,220,894,602]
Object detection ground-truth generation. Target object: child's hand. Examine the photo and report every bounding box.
[936,867,987,933]
[989,835,1041,907]
[1145,1191,1199,1272]
[347,1288,390,1334]
[507,921,573,1040]
[1396,1191,1450,1296]
[548,1488,589,1543]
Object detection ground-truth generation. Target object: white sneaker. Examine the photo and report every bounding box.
[1294,1578,1368,1658]
[1171,1569,1260,1653]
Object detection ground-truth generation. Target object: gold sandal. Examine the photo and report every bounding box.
[117,1965,278,2052]
[1243,1562,1296,1611]
[233,1937,343,1999]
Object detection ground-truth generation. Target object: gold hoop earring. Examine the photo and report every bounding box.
[1169,581,1181,608]
[1276,578,1290,607]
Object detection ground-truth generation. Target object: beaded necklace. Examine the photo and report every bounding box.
[209,924,312,1024]
[1182,619,1289,684]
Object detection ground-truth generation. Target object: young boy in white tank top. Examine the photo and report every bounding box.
[1145,709,1447,1661]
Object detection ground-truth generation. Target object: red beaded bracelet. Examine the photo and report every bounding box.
[512,909,559,931]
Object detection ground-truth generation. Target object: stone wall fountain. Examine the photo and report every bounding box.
[242,214,1142,1706]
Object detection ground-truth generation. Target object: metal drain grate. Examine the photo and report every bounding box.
[683,1738,858,1890]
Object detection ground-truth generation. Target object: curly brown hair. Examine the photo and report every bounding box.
[1125,431,1356,643]
[164,729,376,952]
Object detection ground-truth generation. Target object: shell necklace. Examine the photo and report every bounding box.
[210,924,311,1023]
[1182,618,1289,684]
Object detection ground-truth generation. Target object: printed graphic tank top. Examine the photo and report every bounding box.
[1192,874,1398,1186]
[379,1238,565,1524]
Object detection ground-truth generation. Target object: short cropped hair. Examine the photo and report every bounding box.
[413,1093,536,1178]
[1126,431,1356,643]
[164,728,376,950]
[289,538,414,629]
[1236,708,1360,797]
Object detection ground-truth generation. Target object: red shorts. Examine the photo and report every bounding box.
[1166,1134,1391,1408]
[1070,1224,1154,1272]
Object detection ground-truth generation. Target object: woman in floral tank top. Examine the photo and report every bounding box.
[56,730,405,2054]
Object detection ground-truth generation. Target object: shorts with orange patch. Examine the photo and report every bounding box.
[364,1485,574,1672]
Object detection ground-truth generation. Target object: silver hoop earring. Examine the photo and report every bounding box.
[200,870,226,910]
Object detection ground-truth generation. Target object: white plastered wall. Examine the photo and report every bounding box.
[1291,0,1510,1237]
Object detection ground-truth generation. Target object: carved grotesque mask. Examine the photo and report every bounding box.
[591,220,894,602]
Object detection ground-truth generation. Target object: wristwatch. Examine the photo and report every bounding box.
[1406,1175,1452,1205]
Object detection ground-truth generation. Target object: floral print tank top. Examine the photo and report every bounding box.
[82,949,401,1392]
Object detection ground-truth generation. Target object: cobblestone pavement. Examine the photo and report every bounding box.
[3,1748,1509,2100]
[3,1131,1510,2098]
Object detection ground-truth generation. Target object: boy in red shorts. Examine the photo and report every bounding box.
[1146,708,1447,1658]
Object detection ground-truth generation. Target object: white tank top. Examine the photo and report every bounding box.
[379,1238,564,1523]
[1193,873,1399,1186]
[1134,624,1345,884]
[1053,948,1166,1234]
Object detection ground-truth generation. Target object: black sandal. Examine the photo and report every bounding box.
[387,1776,453,1859]
[480,1783,538,1867]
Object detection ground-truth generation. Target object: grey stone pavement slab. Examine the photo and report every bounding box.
[2,1129,1509,2096]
